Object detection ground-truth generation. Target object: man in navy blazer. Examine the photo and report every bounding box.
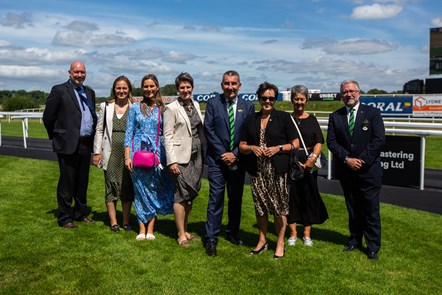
[204,70,255,256]
[43,61,97,229]
[327,80,385,260]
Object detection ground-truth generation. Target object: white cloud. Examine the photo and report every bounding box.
[0,12,33,28]
[65,20,99,32]
[351,4,403,20]
[0,65,61,79]
[161,51,199,64]
[302,38,397,55]
[52,31,136,47]
[0,47,86,65]
[432,18,442,27]
[325,39,397,55]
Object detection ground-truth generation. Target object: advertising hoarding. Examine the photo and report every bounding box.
[360,96,413,116]
[430,27,442,75]
[412,94,442,117]
[380,136,420,187]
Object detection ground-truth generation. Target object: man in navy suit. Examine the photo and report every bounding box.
[43,61,97,229]
[327,80,385,260]
[204,70,255,256]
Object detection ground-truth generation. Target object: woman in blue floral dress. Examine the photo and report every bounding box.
[124,74,174,241]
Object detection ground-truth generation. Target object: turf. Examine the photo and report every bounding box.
[0,155,441,294]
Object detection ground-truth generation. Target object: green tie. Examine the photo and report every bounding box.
[228,100,235,151]
[348,108,355,136]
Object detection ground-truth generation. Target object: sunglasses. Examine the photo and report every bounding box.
[260,96,276,102]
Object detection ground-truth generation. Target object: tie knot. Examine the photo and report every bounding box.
[76,86,83,93]
[228,100,234,106]
[350,108,355,114]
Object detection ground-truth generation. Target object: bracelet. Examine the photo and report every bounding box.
[249,145,252,152]
[309,153,318,159]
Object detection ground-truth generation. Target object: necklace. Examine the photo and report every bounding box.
[142,102,156,117]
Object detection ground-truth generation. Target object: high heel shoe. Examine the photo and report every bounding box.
[273,249,285,259]
[250,241,268,255]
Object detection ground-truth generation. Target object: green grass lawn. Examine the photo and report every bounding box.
[0,155,441,294]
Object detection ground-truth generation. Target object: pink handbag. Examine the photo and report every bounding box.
[131,107,161,169]
[133,150,158,168]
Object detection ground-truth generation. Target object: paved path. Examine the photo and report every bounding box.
[1,136,441,214]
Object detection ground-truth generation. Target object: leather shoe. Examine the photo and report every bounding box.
[250,241,268,255]
[273,249,285,259]
[226,235,244,246]
[343,245,358,252]
[62,222,78,229]
[367,251,378,260]
[79,217,96,223]
[206,241,217,257]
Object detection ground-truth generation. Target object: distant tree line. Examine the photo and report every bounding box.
[0,90,47,111]
[0,86,401,111]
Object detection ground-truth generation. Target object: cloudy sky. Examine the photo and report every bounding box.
[0,0,441,97]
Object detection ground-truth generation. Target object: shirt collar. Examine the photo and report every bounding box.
[346,102,360,113]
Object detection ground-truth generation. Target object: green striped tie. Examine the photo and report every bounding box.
[228,100,235,151]
[348,108,355,135]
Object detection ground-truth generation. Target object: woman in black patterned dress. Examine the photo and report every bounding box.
[239,82,298,259]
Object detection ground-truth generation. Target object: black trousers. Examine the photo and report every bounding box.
[56,139,92,226]
[340,174,382,253]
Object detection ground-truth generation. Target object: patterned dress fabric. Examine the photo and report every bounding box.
[173,102,203,203]
[288,115,328,225]
[124,103,174,223]
[250,128,289,216]
[104,109,134,202]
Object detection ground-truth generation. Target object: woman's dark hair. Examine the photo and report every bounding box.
[256,81,279,99]
[175,72,194,89]
[109,75,133,103]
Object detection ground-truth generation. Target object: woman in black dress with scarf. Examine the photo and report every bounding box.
[287,85,328,247]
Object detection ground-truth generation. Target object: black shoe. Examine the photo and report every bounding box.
[367,251,378,260]
[206,241,217,257]
[250,241,268,255]
[62,222,78,229]
[110,224,120,232]
[273,249,285,259]
[226,235,244,246]
[343,245,358,252]
[123,224,132,232]
[78,217,96,223]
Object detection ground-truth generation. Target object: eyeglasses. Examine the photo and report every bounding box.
[260,96,276,102]
[341,90,359,95]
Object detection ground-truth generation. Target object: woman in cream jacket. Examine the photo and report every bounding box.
[163,72,205,247]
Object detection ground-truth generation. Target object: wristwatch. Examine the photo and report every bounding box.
[344,156,349,164]
[279,145,283,152]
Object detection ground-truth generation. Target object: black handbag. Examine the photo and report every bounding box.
[289,149,304,181]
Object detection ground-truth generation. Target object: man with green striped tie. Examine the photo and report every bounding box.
[203,70,255,256]
[327,80,385,261]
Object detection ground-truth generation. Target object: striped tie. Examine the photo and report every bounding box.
[348,108,355,135]
[228,100,235,151]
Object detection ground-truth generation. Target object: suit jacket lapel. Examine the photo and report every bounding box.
[66,82,81,112]
[219,95,230,131]
[353,105,366,138]
[234,98,247,139]
[176,101,192,134]
[336,107,351,140]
